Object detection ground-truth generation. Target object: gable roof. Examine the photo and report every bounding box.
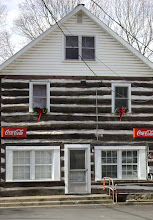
[0,4,153,71]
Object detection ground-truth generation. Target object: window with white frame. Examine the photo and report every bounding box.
[6,146,60,182]
[95,146,146,180]
[29,82,50,112]
[112,83,131,113]
[65,36,95,60]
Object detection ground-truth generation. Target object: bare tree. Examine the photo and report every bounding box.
[0,31,15,61]
[14,0,81,41]
[0,1,7,27]
[0,1,16,64]
[89,0,153,59]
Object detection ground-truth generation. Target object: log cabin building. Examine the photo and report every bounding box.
[0,4,153,194]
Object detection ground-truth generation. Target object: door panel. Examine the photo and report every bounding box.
[69,149,87,193]
[65,144,91,194]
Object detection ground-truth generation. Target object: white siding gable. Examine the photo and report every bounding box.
[1,10,153,77]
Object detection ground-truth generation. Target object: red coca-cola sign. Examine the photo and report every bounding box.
[1,128,27,137]
[133,128,153,138]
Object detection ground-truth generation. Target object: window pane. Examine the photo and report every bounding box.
[13,151,30,165]
[115,98,128,109]
[133,151,137,157]
[102,151,106,157]
[35,165,52,179]
[82,49,95,60]
[13,166,30,180]
[82,37,94,47]
[33,85,46,97]
[66,48,78,59]
[66,36,78,47]
[102,158,106,163]
[133,158,137,163]
[70,171,86,182]
[33,97,46,108]
[35,151,52,179]
[70,150,85,169]
[115,87,128,98]
[101,151,117,178]
[35,151,52,164]
[122,151,138,179]
[102,165,117,178]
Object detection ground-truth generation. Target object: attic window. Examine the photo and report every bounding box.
[65,36,95,60]
[77,14,83,23]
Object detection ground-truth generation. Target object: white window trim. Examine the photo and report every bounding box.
[111,83,131,113]
[62,33,97,62]
[95,146,146,181]
[6,146,60,182]
[29,82,50,113]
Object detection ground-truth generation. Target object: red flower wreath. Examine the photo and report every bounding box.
[115,107,128,121]
[33,107,47,121]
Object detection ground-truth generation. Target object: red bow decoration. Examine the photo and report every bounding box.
[37,108,44,121]
[33,107,47,121]
[118,107,125,121]
[115,107,128,121]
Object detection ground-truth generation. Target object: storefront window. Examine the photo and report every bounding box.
[6,146,60,182]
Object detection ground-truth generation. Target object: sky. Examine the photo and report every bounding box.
[3,0,20,27]
[1,0,26,52]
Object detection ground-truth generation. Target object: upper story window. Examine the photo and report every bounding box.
[112,83,131,113]
[29,82,50,112]
[65,36,95,61]
[66,36,79,60]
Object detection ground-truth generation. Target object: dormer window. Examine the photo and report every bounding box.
[65,36,95,61]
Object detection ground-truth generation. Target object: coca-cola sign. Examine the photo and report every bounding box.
[133,128,153,138]
[1,128,27,137]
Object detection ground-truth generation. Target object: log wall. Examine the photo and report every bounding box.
[1,75,153,183]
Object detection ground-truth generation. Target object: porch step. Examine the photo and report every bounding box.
[0,185,106,197]
[0,186,65,197]
[126,200,153,205]
[0,194,113,208]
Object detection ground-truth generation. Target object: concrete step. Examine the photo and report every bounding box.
[126,200,153,205]
[0,186,65,197]
[0,194,111,203]
[0,194,113,208]
[0,199,113,208]
[0,186,106,197]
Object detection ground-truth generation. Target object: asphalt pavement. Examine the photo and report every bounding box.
[0,205,153,220]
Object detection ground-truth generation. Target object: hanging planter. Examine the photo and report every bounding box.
[33,107,47,121]
[115,107,128,121]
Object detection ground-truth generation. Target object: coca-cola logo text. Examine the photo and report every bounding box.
[137,130,153,137]
[133,128,153,138]
[1,128,27,137]
[5,129,24,136]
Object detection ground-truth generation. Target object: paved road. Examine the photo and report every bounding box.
[0,205,153,220]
